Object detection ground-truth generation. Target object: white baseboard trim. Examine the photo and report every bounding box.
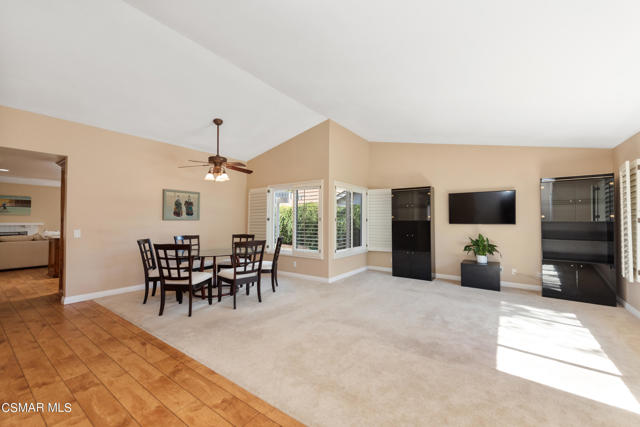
[367,266,392,273]
[329,267,368,283]
[618,296,640,320]
[435,273,541,291]
[278,270,329,283]
[279,266,370,284]
[62,283,145,305]
[435,273,460,281]
[501,281,542,291]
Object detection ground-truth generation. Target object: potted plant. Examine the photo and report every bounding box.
[463,233,500,264]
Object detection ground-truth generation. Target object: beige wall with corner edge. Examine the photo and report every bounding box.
[0,182,61,230]
[247,120,331,277]
[0,106,248,298]
[613,131,640,310]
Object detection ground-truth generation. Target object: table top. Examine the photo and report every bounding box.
[197,248,233,257]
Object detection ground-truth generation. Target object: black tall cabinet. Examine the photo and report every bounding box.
[392,187,435,281]
[540,174,616,306]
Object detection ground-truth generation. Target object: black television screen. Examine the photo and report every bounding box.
[449,190,516,224]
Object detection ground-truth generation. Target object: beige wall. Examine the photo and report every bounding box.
[368,142,613,285]
[247,120,331,277]
[613,131,640,309]
[328,121,370,277]
[0,182,61,230]
[0,106,247,297]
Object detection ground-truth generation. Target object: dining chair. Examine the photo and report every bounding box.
[261,237,282,292]
[217,233,255,272]
[154,244,213,317]
[217,240,265,309]
[174,235,214,271]
[137,239,161,304]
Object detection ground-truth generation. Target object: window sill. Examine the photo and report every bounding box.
[276,249,324,260]
[334,247,367,259]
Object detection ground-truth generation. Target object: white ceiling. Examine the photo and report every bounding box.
[126,0,640,148]
[0,147,63,185]
[2,1,640,157]
[0,1,324,161]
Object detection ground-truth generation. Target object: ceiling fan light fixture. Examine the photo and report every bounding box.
[204,167,215,181]
[215,168,229,182]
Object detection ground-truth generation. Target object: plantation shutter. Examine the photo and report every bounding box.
[335,188,352,251]
[248,188,267,242]
[620,161,633,282]
[367,189,392,251]
[633,160,640,282]
[295,186,321,253]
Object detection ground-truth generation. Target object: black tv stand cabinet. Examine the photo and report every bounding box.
[461,260,500,291]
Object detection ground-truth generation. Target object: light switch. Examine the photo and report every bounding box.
[73,229,81,238]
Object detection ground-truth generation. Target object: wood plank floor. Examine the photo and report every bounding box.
[0,268,303,426]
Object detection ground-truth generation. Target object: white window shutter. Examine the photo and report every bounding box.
[248,188,268,242]
[632,160,640,282]
[620,161,633,282]
[367,188,392,252]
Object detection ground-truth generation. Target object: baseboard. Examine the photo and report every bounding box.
[62,283,145,305]
[617,296,640,320]
[500,281,542,291]
[278,270,329,283]
[435,273,541,291]
[328,267,368,283]
[367,266,392,273]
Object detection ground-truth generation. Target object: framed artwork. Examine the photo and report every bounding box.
[0,195,31,216]
[163,189,200,221]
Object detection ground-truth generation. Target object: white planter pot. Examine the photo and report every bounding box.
[476,255,488,264]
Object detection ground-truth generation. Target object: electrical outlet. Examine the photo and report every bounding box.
[512,268,517,275]
[293,261,297,268]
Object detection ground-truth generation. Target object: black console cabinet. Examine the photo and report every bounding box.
[461,261,501,291]
[392,187,435,280]
[540,174,616,306]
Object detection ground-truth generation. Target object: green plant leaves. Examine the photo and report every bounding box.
[463,233,501,256]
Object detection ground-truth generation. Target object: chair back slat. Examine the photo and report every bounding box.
[137,239,156,273]
[154,244,192,281]
[232,240,265,275]
[174,235,200,258]
[232,234,255,244]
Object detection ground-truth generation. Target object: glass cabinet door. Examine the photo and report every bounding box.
[541,177,614,222]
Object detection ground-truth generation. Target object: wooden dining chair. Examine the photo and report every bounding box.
[137,239,161,304]
[217,240,265,309]
[261,237,282,292]
[217,233,255,272]
[154,244,213,317]
[174,235,213,270]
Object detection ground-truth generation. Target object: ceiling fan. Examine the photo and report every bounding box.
[179,118,252,182]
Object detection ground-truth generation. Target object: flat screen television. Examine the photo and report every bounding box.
[449,190,516,224]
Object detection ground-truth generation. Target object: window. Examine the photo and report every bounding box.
[248,181,322,258]
[334,182,366,257]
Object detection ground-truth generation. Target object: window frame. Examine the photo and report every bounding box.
[266,180,323,260]
[333,181,368,259]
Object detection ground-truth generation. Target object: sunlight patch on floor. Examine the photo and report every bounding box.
[496,301,640,414]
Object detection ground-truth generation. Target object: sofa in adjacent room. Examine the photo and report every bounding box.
[0,234,49,270]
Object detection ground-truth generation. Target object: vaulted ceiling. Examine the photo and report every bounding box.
[2,1,640,160]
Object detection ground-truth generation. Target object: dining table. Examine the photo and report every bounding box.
[189,247,255,299]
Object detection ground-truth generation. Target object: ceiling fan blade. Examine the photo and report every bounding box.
[226,161,246,167]
[226,165,253,174]
[188,159,210,163]
[179,164,210,168]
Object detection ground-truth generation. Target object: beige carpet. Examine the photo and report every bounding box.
[96,271,640,426]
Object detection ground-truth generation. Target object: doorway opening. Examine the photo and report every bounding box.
[0,146,67,300]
